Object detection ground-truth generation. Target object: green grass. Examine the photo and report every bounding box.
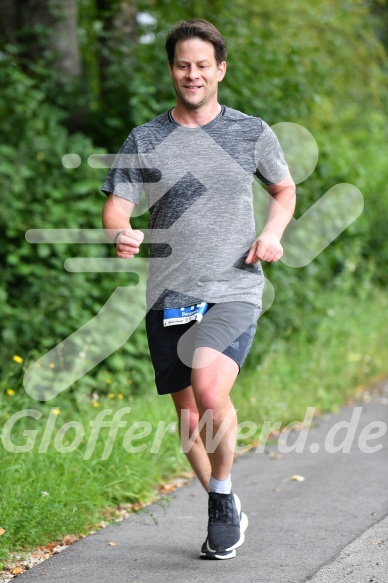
[0,286,387,563]
[0,394,185,561]
[234,287,387,426]
[234,294,388,423]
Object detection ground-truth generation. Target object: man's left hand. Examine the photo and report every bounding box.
[245,233,283,264]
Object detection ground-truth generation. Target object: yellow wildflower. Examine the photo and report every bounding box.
[49,363,55,369]
[6,389,15,396]
[108,393,115,399]
[117,394,124,400]
[52,408,60,415]
[105,378,112,385]
[93,402,100,407]
[13,355,23,364]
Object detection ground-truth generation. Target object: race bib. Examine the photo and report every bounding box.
[163,302,209,327]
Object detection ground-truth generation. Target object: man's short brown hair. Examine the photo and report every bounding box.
[165,19,227,66]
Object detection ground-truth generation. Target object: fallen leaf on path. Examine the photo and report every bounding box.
[290,474,305,482]
[11,567,24,575]
[0,528,5,536]
[159,483,176,493]
[108,542,117,546]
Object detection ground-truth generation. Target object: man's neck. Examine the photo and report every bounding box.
[171,102,222,128]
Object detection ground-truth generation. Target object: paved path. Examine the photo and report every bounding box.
[16,383,388,583]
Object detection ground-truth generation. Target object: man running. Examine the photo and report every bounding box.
[102,18,296,560]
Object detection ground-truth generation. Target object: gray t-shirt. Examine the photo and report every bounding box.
[101,106,288,310]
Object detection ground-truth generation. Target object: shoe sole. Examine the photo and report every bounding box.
[200,547,237,560]
[230,511,248,550]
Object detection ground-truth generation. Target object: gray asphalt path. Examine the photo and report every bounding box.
[308,515,387,583]
[16,382,388,583]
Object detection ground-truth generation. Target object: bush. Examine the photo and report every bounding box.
[0,56,153,397]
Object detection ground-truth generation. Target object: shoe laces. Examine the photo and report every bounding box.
[209,497,229,523]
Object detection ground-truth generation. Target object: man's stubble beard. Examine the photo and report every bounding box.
[173,85,218,111]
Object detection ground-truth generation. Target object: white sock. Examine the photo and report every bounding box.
[208,473,232,494]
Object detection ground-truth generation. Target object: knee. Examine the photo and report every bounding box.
[194,383,230,418]
[196,394,218,415]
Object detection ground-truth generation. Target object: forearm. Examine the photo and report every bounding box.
[102,193,143,258]
[261,184,296,239]
[102,194,135,242]
[246,172,296,264]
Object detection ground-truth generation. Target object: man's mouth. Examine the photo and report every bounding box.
[184,85,203,90]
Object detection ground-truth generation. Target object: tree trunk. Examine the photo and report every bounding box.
[0,0,81,78]
[0,0,18,45]
[49,0,82,77]
[112,0,137,44]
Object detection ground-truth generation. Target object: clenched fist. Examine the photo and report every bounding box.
[245,232,283,264]
[115,229,144,259]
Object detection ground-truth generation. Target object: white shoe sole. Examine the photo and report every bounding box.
[225,494,248,551]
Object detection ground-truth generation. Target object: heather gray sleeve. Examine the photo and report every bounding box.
[254,122,288,186]
[101,132,144,204]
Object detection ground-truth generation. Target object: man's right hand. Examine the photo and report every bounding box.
[115,229,144,259]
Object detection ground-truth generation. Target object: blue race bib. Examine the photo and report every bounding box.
[163,302,209,327]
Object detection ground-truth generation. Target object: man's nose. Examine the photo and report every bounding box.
[185,65,200,79]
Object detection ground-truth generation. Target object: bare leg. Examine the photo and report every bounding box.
[171,385,211,491]
[191,348,239,481]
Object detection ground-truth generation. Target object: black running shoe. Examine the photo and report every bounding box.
[203,492,248,559]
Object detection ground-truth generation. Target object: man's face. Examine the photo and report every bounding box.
[168,38,226,110]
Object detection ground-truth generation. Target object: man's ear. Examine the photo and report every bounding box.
[168,62,173,78]
[218,61,227,82]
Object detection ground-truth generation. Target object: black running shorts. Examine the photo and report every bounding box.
[145,301,260,395]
